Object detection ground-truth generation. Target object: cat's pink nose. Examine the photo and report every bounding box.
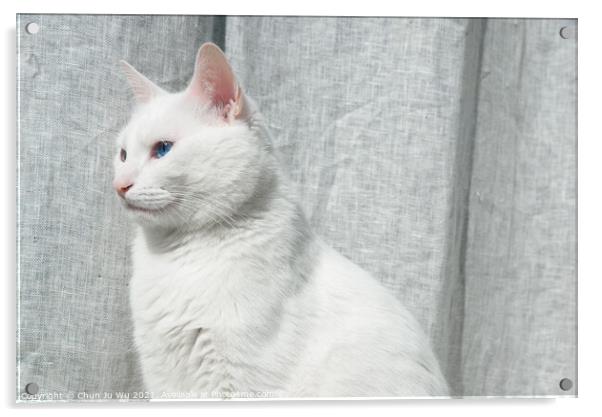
[115,182,133,198]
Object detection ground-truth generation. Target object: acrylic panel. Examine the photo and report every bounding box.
[17,14,577,401]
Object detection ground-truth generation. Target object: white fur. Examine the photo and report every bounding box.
[114,44,449,398]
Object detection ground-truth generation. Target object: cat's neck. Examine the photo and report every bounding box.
[135,172,318,319]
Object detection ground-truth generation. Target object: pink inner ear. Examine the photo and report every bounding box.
[204,65,236,107]
[188,44,241,118]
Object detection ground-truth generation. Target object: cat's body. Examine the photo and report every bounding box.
[115,43,449,398]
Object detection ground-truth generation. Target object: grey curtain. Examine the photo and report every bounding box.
[17,15,577,399]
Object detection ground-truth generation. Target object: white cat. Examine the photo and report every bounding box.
[113,43,449,398]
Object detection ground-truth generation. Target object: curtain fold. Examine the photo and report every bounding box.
[17,14,577,398]
[462,19,577,396]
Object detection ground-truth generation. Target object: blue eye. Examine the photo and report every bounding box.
[152,141,173,159]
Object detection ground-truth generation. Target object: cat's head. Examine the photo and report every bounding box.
[113,43,269,230]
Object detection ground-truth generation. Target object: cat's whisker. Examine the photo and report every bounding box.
[170,196,234,230]
[166,188,252,229]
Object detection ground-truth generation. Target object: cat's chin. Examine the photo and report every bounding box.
[125,204,159,213]
[124,202,168,216]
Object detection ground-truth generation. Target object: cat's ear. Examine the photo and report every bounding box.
[187,43,244,121]
[119,60,165,104]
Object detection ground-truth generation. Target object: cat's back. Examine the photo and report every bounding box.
[294,240,449,397]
